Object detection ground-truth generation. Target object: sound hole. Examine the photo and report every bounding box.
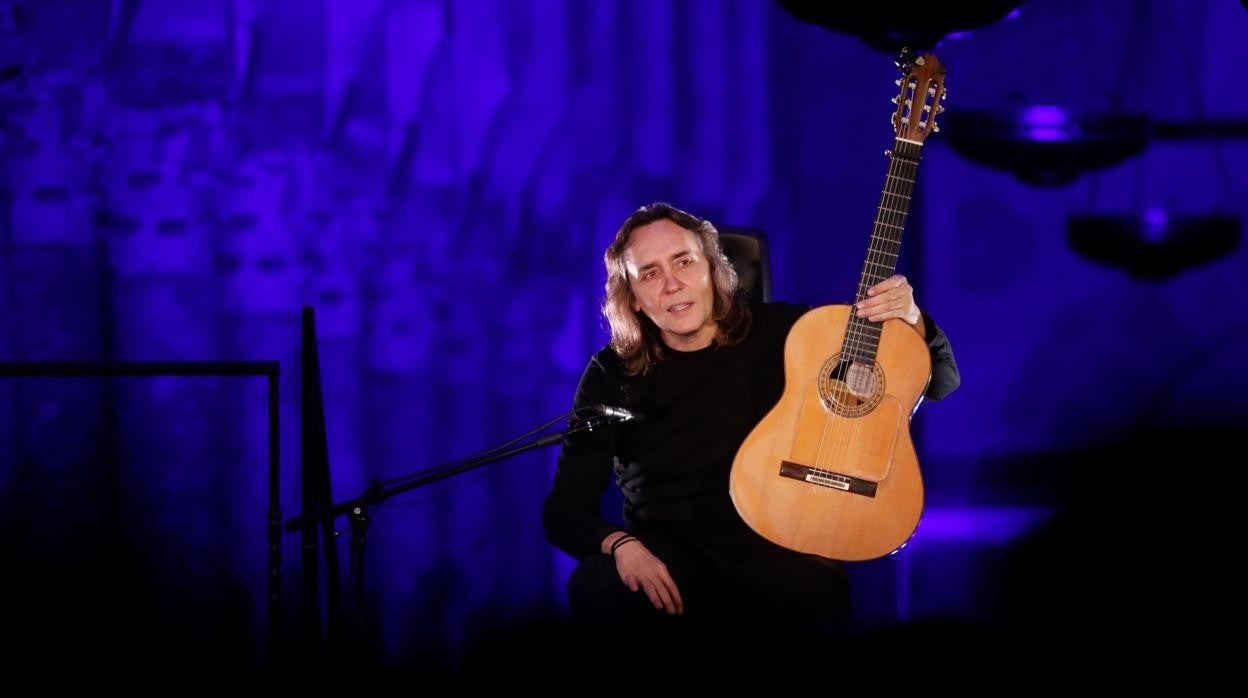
[818,353,884,418]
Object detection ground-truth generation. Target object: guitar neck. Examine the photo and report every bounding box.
[845,137,923,365]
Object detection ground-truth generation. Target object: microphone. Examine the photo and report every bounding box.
[586,404,646,423]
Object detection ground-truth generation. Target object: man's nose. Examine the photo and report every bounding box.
[662,271,685,293]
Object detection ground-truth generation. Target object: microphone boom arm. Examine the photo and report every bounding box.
[283,408,624,533]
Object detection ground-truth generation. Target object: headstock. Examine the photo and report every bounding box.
[891,47,947,142]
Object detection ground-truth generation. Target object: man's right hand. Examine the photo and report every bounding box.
[612,539,684,615]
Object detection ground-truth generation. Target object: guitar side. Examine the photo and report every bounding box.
[729,304,932,561]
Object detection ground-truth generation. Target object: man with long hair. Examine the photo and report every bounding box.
[542,201,960,634]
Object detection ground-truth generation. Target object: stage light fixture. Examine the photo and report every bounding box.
[1067,210,1241,279]
[776,0,1025,53]
[943,106,1150,186]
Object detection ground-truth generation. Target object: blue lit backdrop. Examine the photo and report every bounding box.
[1,0,1244,672]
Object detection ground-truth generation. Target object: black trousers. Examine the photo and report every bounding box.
[566,523,850,634]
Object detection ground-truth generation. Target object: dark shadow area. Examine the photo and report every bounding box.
[3,534,258,674]
[444,613,1011,685]
[4,425,1235,680]
[444,424,1239,679]
[976,425,1237,666]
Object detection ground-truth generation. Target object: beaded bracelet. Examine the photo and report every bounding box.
[609,534,639,558]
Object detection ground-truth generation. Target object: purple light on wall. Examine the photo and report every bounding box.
[1142,207,1169,243]
[911,505,1054,546]
[1016,105,1081,142]
[946,6,1024,40]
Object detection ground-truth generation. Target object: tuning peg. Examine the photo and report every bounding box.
[895,78,902,86]
[928,87,937,96]
[936,105,946,114]
[895,47,914,69]
[891,96,898,104]
[931,123,940,133]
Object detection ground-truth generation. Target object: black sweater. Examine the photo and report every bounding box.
[542,301,961,560]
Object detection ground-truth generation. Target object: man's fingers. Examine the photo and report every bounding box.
[859,283,914,320]
[652,570,683,615]
[642,580,666,611]
[665,578,684,615]
[638,575,682,615]
[619,547,684,615]
[651,582,675,614]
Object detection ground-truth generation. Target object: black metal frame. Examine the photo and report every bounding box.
[0,360,283,661]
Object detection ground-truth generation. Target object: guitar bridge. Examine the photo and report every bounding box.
[780,461,878,498]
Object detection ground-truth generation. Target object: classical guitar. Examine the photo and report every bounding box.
[730,49,947,561]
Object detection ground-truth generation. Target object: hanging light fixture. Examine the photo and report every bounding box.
[1067,211,1240,280]
[775,0,1025,53]
[942,106,1151,186]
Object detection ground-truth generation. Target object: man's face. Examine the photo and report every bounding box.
[623,219,717,351]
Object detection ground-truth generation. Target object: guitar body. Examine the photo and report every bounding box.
[730,305,931,561]
[730,48,948,561]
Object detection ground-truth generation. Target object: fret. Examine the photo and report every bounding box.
[845,322,882,338]
[843,341,880,356]
[883,174,915,184]
[843,345,875,363]
[846,318,882,332]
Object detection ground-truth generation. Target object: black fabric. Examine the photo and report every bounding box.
[566,524,851,626]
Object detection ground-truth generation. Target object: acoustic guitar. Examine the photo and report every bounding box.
[730,49,947,561]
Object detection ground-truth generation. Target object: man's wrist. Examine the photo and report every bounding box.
[609,535,639,558]
[600,530,629,555]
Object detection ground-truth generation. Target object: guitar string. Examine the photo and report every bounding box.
[846,137,909,475]
[822,92,920,489]
[820,128,892,476]
[854,139,916,470]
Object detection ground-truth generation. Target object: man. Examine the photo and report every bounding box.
[542,201,960,631]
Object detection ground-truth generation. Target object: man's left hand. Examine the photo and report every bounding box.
[856,274,925,336]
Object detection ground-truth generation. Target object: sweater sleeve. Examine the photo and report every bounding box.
[919,306,961,401]
[541,352,626,559]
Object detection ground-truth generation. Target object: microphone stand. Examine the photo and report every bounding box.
[283,412,613,661]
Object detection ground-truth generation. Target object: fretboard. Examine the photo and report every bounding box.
[843,138,922,366]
